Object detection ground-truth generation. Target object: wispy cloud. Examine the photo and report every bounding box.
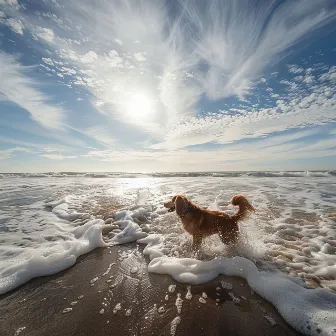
[0,147,31,160]
[32,27,54,43]
[80,125,116,148]
[0,52,65,129]
[4,0,335,136]
[187,1,336,99]
[0,0,20,10]
[151,64,336,150]
[5,17,23,34]
[82,132,335,171]
[41,154,76,160]
[0,135,71,152]
[0,0,335,171]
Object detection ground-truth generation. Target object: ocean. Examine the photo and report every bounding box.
[0,172,335,335]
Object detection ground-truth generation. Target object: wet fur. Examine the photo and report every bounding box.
[164,194,254,251]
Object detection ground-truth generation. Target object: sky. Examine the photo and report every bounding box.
[0,0,335,173]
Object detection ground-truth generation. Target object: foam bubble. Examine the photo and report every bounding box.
[168,284,176,293]
[113,303,121,314]
[104,208,149,245]
[170,316,181,336]
[62,308,72,314]
[228,292,240,303]
[175,293,183,314]
[264,316,277,327]
[14,327,26,336]
[185,286,192,300]
[221,280,233,290]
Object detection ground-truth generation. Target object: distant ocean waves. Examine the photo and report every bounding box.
[0,170,335,178]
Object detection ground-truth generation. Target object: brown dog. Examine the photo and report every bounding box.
[164,194,254,251]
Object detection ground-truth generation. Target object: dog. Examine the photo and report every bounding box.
[164,194,254,251]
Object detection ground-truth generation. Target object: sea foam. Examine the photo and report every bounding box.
[138,235,336,336]
[1,175,335,336]
[0,195,106,295]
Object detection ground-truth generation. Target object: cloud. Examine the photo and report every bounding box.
[44,0,201,134]
[0,0,20,9]
[32,27,54,43]
[7,0,334,137]
[82,132,335,171]
[83,148,253,166]
[133,52,146,62]
[0,147,31,160]
[151,64,336,150]
[187,0,336,99]
[5,18,23,34]
[80,125,116,147]
[150,104,335,150]
[1,0,335,168]
[319,66,336,82]
[41,154,76,160]
[42,58,54,66]
[0,136,85,160]
[288,65,304,74]
[0,52,65,129]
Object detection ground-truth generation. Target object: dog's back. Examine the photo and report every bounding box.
[197,195,254,242]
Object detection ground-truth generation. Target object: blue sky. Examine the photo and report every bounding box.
[0,0,335,172]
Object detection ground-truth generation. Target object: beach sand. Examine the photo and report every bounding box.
[0,244,302,336]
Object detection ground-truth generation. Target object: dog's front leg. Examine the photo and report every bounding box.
[192,233,202,252]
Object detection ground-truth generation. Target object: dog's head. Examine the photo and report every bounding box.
[164,195,193,217]
[164,195,178,212]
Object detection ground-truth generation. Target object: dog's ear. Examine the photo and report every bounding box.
[180,195,191,206]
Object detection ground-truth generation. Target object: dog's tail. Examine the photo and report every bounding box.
[231,194,255,221]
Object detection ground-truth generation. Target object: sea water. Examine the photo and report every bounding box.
[0,172,335,335]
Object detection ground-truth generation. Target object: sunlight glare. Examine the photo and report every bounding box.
[127,93,154,120]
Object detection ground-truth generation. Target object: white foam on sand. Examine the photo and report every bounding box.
[14,327,26,336]
[62,308,72,314]
[138,234,336,336]
[113,303,121,314]
[107,208,148,244]
[185,286,192,300]
[170,316,181,336]
[158,306,165,313]
[198,297,206,304]
[0,197,106,295]
[175,293,183,314]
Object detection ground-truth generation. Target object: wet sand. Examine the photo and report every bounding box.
[0,244,302,336]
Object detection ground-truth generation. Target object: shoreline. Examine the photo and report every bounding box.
[0,244,301,336]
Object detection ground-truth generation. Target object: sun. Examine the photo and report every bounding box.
[127,93,154,120]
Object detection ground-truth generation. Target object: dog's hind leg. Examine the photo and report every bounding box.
[218,228,238,245]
